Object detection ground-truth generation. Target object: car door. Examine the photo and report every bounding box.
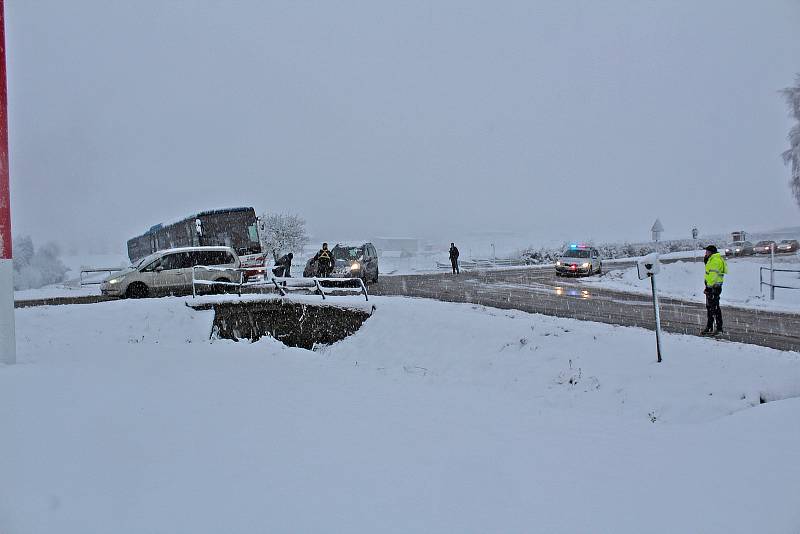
[155,252,188,294]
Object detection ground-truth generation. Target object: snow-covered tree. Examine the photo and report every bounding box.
[258,213,309,259]
[12,235,68,290]
[782,75,800,208]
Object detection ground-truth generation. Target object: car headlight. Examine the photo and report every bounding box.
[556,261,561,266]
[108,278,120,284]
[581,262,590,268]
[349,262,361,271]
[735,248,740,252]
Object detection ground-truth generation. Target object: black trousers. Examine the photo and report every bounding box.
[272,265,290,278]
[451,258,459,274]
[705,285,723,330]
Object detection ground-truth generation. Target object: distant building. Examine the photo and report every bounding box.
[731,230,748,242]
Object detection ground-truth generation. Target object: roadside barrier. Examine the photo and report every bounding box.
[79,267,124,286]
[191,265,369,302]
[436,258,528,271]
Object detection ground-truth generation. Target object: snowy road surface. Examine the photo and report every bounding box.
[374,265,800,352]
[2,297,800,533]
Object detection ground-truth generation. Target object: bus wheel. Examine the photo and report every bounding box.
[126,282,149,299]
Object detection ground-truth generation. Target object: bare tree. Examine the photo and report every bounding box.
[782,74,800,208]
[12,235,68,290]
[258,213,310,259]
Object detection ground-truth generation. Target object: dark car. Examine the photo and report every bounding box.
[332,243,379,283]
[303,242,380,283]
[723,241,754,257]
[776,239,799,254]
[753,240,777,254]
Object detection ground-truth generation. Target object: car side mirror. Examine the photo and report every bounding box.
[155,266,164,272]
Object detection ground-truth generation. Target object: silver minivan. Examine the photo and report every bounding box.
[101,246,241,298]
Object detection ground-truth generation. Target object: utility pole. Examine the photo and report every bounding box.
[0,0,14,364]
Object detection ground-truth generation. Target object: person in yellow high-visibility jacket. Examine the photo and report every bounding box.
[702,245,728,335]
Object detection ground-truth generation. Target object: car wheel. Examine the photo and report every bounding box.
[212,277,230,294]
[125,282,149,299]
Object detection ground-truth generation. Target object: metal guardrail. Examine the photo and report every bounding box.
[436,258,528,271]
[758,245,800,300]
[191,265,245,297]
[79,267,124,286]
[269,276,369,301]
[191,265,369,302]
[760,266,800,300]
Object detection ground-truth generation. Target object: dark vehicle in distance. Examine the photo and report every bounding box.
[776,239,799,254]
[753,240,777,254]
[303,242,379,283]
[127,207,264,268]
[723,241,754,257]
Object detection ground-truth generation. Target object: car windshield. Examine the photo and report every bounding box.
[755,241,773,246]
[779,240,795,244]
[333,246,364,260]
[728,242,745,247]
[562,249,591,258]
[133,252,160,269]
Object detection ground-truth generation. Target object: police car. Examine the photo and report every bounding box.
[555,244,602,276]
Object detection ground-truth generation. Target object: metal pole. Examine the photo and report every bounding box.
[0,0,15,365]
[770,244,775,300]
[651,274,663,363]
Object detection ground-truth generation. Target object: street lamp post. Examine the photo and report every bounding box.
[0,0,15,364]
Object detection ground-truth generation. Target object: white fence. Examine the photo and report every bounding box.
[760,266,800,300]
[758,246,800,300]
[79,267,124,286]
[191,265,369,302]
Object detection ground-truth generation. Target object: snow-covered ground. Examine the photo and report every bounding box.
[582,255,800,312]
[2,296,800,533]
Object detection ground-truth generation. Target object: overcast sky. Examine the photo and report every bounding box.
[5,0,800,253]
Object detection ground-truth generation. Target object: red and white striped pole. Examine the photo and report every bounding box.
[0,0,15,365]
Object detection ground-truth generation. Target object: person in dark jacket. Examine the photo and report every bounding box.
[313,243,334,278]
[449,243,460,274]
[272,252,293,278]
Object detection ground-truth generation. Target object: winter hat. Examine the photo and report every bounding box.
[704,245,717,253]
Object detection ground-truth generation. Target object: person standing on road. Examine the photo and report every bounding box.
[313,243,334,278]
[702,245,727,336]
[449,243,460,274]
[272,251,293,278]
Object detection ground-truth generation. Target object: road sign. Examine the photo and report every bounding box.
[651,218,664,242]
[637,253,663,363]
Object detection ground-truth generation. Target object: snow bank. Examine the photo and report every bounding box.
[583,256,800,312]
[2,296,800,533]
